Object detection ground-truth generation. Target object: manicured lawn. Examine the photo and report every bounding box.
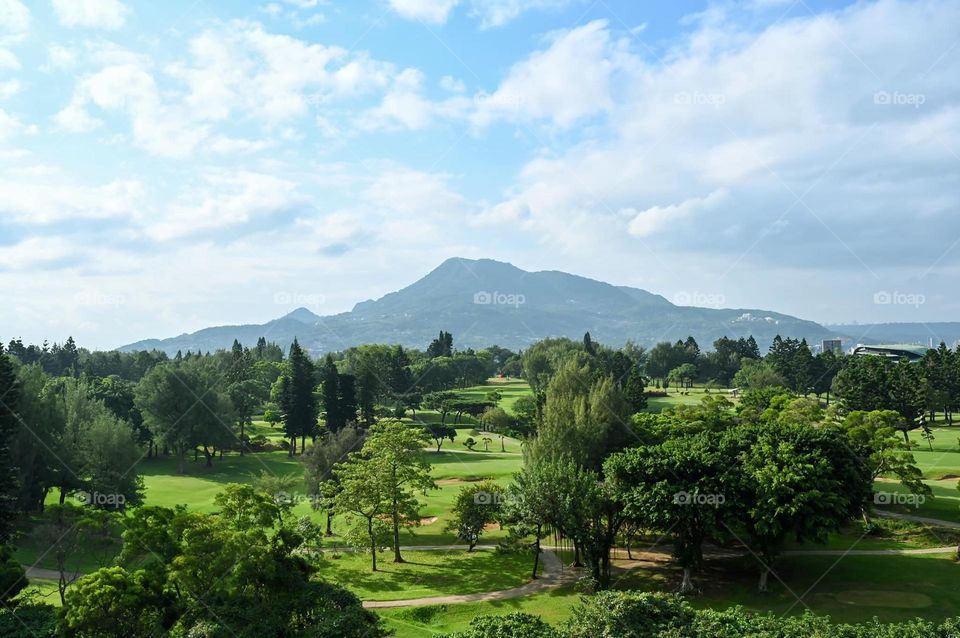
[645,386,739,413]
[139,449,307,512]
[315,548,539,601]
[377,585,581,637]
[611,552,960,624]
[454,379,532,415]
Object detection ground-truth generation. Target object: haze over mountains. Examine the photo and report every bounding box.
[120,258,854,356]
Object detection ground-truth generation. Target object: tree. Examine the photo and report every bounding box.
[135,359,233,472]
[840,410,929,503]
[445,481,504,550]
[425,422,456,452]
[480,406,514,451]
[0,344,20,544]
[606,433,732,593]
[36,503,114,604]
[732,358,786,390]
[537,361,631,472]
[61,567,167,638]
[426,331,453,358]
[304,426,364,535]
[321,354,341,432]
[279,339,318,455]
[737,420,871,591]
[335,420,435,565]
[80,411,145,509]
[668,363,697,390]
[623,367,647,413]
[111,492,387,637]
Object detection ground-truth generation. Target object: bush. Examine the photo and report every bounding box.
[565,591,692,638]
[449,612,562,638]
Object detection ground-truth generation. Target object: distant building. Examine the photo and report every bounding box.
[852,344,927,363]
[821,339,842,354]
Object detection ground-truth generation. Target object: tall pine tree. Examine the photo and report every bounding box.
[279,339,318,455]
[0,344,20,544]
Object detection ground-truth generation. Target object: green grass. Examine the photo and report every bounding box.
[644,386,739,413]
[376,585,581,637]
[315,548,538,601]
[139,450,306,512]
[682,553,960,624]
[18,579,63,608]
[453,379,532,415]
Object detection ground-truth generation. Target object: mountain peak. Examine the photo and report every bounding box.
[280,307,321,324]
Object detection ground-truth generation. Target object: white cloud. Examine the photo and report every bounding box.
[0,0,29,37]
[0,0,29,68]
[58,63,207,157]
[358,67,470,130]
[0,174,143,224]
[51,0,129,30]
[468,0,579,28]
[169,22,394,124]
[472,20,617,127]
[0,108,21,139]
[388,0,460,24]
[0,237,76,271]
[482,0,960,280]
[147,171,301,241]
[0,79,20,99]
[627,190,729,238]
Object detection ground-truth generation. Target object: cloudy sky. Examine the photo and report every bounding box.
[1,0,958,350]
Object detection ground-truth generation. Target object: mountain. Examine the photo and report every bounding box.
[118,257,837,356]
[827,323,960,348]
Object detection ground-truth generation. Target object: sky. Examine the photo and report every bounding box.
[0,0,958,350]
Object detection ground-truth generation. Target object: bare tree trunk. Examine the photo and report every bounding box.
[369,518,377,572]
[679,566,695,593]
[531,525,542,579]
[759,567,770,592]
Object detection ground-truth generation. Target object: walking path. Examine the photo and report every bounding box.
[876,509,960,529]
[362,548,572,609]
[23,512,960,609]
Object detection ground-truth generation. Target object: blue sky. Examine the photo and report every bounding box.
[1,0,958,350]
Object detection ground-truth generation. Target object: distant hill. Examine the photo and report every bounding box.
[827,323,960,349]
[119,257,837,356]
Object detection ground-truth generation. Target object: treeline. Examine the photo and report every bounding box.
[470,333,935,594]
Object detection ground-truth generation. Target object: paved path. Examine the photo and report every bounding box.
[24,566,71,581]
[362,548,572,609]
[25,514,960,610]
[876,509,960,529]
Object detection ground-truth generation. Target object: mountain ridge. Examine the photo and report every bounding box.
[119,257,839,356]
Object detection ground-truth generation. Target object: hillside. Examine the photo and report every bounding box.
[119,258,836,355]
